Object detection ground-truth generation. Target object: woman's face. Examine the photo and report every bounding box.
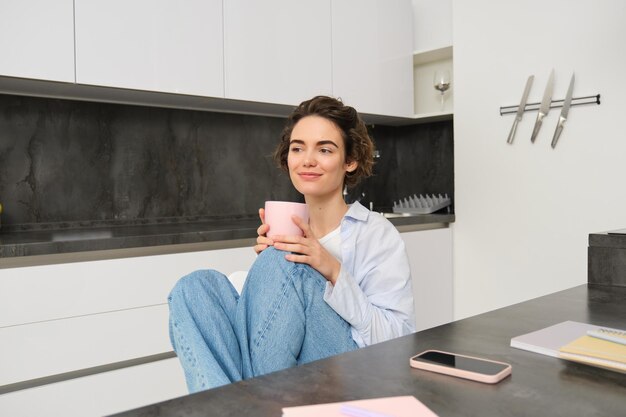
[287,115,357,201]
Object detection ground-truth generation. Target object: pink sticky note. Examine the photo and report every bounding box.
[281,395,438,417]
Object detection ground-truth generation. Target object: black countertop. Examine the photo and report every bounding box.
[0,213,455,259]
[112,284,626,417]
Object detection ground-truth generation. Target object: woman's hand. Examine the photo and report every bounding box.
[272,216,341,285]
[253,208,274,255]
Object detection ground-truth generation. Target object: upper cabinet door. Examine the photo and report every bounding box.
[332,0,414,117]
[411,0,452,52]
[0,0,74,82]
[224,0,332,105]
[75,0,224,97]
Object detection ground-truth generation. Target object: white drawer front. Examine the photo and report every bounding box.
[0,304,171,386]
[0,246,256,327]
[0,358,187,417]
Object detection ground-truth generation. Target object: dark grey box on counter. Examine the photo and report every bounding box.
[588,229,626,287]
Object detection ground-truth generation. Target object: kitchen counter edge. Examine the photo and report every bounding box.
[0,214,454,268]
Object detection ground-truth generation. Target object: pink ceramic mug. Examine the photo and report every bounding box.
[264,201,309,238]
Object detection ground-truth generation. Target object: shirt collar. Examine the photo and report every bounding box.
[345,201,369,222]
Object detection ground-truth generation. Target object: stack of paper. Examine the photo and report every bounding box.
[510,321,626,373]
[559,334,626,372]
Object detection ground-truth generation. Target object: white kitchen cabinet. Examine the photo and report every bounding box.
[0,358,187,417]
[411,0,452,53]
[223,0,332,105]
[0,246,256,329]
[0,0,74,82]
[0,246,255,390]
[0,304,172,386]
[401,228,453,331]
[74,0,224,97]
[331,0,414,117]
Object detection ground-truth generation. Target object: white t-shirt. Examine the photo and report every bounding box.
[318,226,342,262]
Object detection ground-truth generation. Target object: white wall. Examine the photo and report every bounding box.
[411,0,452,52]
[452,0,626,319]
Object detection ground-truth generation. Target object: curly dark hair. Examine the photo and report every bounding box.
[273,96,375,189]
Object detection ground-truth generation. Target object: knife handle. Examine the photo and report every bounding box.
[551,116,566,148]
[507,119,519,144]
[530,113,545,143]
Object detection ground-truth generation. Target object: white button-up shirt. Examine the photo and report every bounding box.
[323,201,415,347]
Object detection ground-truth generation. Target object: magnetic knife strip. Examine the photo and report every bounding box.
[500,94,600,116]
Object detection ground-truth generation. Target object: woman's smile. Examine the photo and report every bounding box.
[298,171,323,181]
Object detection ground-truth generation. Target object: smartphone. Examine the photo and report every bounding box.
[410,350,511,384]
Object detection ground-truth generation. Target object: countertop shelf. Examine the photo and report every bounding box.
[412,45,453,65]
[0,213,455,264]
[413,45,453,118]
[412,110,453,123]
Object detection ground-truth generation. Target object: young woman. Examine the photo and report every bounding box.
[168,96,415,393]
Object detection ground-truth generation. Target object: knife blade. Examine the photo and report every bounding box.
[530,69,555,143]
[551,73,575,149]
[507,75,534,144]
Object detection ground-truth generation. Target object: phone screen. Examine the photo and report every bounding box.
[411,351,508,375]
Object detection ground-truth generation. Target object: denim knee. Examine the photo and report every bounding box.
[246,247,325,294]
[169,271,203,304]
[168,270,232,305]
[256,246,288,264]
[246,246,295,287]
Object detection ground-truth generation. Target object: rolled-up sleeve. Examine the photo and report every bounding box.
[323,218,415,347]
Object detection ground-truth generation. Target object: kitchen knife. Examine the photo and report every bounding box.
[551,73,575,149]
[507,75,534,144]
[530,69,555,143]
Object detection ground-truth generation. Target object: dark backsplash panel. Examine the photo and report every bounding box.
[348,121,454,212]
[0,94,453,229]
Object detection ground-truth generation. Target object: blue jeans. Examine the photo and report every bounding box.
[168,247,358,393]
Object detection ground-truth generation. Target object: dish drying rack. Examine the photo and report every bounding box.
[393,194,451,215]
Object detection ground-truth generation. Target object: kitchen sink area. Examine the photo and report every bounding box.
[381,211,448,219]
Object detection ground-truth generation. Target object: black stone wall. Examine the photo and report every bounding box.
[0,94,453,229]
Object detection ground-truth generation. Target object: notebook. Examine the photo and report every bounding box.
[511,321,626,373]
[281,395,438,417]
[510,321,601,358]
[558,352,626,373]
[587,328,626,345]
[558,334,626,372]
[560,334,626,363]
